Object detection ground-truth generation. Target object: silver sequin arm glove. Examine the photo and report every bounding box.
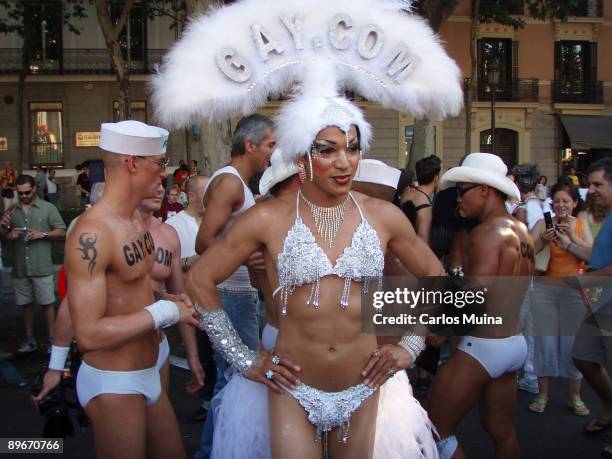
[196,305,259,375]
[398,334,426,362]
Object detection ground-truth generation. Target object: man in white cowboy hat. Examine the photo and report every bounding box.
[64,120,202,459]
[427,152,534,459]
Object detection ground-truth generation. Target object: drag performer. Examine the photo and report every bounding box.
[153,1,463,456]
[428,153,534,458]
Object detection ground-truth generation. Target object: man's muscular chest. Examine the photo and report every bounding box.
[113,230,156,281]
[150,244,173,285]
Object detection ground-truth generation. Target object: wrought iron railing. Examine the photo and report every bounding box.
[464,78,539,103]
[30,142,64,167]
[0,48,166,75]
[552,80,603,104]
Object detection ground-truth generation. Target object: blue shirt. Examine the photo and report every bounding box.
[589,212,612,270]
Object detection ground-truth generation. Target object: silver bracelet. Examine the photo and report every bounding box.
[398,334,426,361]
[195,304,258,375]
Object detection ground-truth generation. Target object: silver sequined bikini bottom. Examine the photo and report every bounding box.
[281,381,376,443]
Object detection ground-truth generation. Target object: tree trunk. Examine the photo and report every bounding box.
[185,0,230,174]
[95,0,135,121]
[465,0,479,156]
[17,42,27,170]
[408,116,434,172]
[407,0,460,170]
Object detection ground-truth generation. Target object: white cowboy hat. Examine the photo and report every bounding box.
[439,153,520,201]
[259,148,300,195]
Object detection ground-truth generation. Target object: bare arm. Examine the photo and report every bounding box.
[195,175,243,254]
[415,206,433,247]
[54,296,74,347]
[66,222,158,353]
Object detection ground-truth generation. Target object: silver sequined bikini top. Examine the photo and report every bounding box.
[276,192,384,315]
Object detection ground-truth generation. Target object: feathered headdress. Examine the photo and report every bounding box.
[152,0,463,161]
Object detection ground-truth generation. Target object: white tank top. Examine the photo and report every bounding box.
[205,165,256,290]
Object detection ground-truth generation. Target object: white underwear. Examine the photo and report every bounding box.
[76,361,161,408]
[156,334,170,370]
[458,335,527,378]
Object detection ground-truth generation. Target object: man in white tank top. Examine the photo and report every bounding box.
[194,114,276,459]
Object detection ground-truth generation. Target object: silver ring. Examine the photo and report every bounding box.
[372,350,381,358]
[388,368,396,377]
[271,355,281,365]
[265,369,274,380]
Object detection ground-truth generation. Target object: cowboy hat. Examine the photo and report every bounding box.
[439,153,520,200]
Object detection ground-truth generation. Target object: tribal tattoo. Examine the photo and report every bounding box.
[77,233,98,275]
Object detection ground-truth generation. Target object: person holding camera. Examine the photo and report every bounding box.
[528,179,593,415]
[0,174,66,355]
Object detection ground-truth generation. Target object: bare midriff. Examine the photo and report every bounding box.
[274,276,377,392]
[83,272,159,372]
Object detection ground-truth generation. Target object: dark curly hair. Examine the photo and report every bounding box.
[511,163,540,194]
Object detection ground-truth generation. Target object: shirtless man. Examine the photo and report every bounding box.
[34,184,204,402]
[428,153,534,459]
[65,120,201,459]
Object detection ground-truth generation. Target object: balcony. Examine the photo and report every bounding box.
[464,78,539,103]
[552,80,603,104]
[30,142,64,168]
[0,48,166,75]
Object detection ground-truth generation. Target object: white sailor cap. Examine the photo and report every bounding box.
[99,120,169,156]
[354,159,401,190]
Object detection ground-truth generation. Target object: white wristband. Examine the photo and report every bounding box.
[145,300,180,329]
[49,345,70,371]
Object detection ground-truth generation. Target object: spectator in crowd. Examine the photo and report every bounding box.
[34,166,46,200]
[578,173,589,203]
[579,194,607,239]
[529,179,593,416]
[0,161,17,209]
[45,169,58,206]
[189,160,199,177]
[569,158,612,458]
[400,155,441,246]
[536,175,549,202]
[76,162,90,208]
[512,163,545,395]
[568,166,580,187]
[71,163,82,205]
[166,175,215,422]
[155,185,184,221]
[0,174,66,354]
[174,163,189,190]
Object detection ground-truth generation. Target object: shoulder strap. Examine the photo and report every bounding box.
[349,192,365,221]
[415,203,432,212]
[415,188,433,204]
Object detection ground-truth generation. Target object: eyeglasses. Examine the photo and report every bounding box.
[136,156,170,170]
[456,184,481,198]
[17,189,33,197]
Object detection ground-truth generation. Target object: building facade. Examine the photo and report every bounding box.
[0,0,610,180]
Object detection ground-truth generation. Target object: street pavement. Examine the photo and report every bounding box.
[0,268,610,458]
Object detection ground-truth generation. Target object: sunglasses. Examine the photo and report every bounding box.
[17,189,33,197]
[456,184,481,197]
[136,156,170,170]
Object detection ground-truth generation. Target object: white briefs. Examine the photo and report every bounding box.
[457,335,527,378]
[76,337,169,408]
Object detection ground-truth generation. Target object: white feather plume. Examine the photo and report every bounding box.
[151,0,463,129]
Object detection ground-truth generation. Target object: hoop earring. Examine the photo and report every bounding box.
[298,163,306,183]
[307,152,314,182]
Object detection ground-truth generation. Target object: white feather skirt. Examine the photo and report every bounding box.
[210,371,438,459]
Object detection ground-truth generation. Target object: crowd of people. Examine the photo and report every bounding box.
[0,0,610,458]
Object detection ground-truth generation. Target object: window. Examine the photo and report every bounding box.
[554,41,599,103]
[111,3,147,72]
[29,102,63,167]
[25,1,63,74]
[480,0,524,15]
[478,38,516,101]
[113,100,147,123]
